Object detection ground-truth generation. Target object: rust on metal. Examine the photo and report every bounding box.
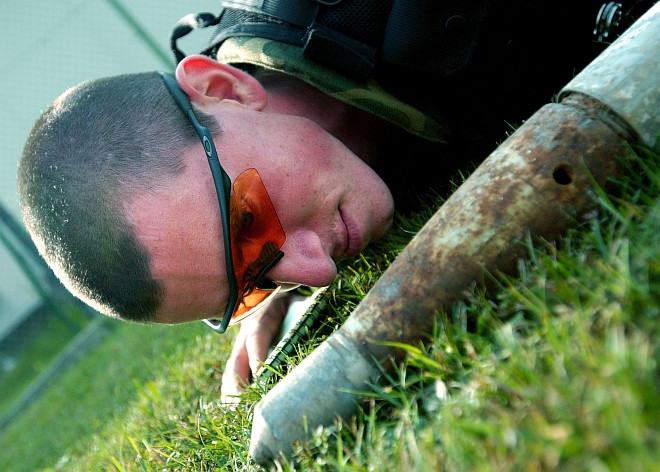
[344,93,634,363]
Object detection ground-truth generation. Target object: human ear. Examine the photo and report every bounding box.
[175,55,267,110]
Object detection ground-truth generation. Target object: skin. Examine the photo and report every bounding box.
[124,55,395,400]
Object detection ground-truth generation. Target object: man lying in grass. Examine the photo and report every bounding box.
[16,2,610,402]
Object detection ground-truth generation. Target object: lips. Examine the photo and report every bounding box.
[339,207,364,258]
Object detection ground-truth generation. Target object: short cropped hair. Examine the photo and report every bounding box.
[18,72,219,321]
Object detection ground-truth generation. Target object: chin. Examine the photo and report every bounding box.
[375,210,395,241]
[372,188,395,241]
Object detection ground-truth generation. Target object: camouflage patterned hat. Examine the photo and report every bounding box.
[216,37,448,142]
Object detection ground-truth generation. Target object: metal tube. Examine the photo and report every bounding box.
[250,4,659,465]
[561,3,660,152]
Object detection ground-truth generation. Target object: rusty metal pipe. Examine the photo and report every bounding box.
[250,4,660,465]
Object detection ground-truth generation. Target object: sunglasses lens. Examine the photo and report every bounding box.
[229,285,284,325]
[227,168,286,324]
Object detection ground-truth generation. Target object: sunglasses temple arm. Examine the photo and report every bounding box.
[206,157,239,333]
[159,73,239,333]
[183,106,240,332]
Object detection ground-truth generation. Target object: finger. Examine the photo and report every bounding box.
[220,336,251,405]
[244,298,290,377]
[245,326,272,378]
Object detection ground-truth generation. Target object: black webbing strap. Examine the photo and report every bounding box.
[170,1,377,80]
[170,12,221,63]
[248,0,320,27]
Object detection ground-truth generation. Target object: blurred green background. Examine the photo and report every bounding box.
[0,1,219,467]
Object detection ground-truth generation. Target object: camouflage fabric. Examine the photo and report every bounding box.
[216,37,448,142]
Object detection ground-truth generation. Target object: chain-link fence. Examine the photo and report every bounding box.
[0,204,101,430]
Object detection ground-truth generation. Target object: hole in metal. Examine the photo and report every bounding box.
[553,165,573,185]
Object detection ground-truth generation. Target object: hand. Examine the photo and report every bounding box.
[220,294,290,405]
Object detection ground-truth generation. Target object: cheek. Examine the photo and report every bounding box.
[265,173,325,230]
[260,125,339,220]
[271,118,337,175]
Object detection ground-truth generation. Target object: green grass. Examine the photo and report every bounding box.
[0,319,212,471]
[1,147,658,471]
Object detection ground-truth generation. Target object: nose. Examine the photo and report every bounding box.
[265,229,338,287]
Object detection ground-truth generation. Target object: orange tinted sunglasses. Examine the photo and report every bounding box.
[160,73,286,332]
[226,168,287,325]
